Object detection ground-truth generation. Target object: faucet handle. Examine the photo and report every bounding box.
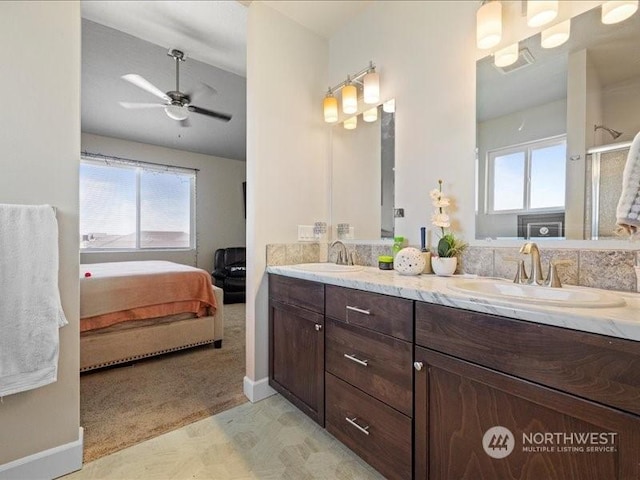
[513,259,529,284]
[348,251,357,266]
[543,260,571,288]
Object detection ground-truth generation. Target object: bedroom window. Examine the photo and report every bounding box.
[487,136,566,214]
[80,156,196,250]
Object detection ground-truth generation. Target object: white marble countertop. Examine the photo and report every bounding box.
[266,264,640,342]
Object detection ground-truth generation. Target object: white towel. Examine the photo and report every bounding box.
[616,132,640,235]
[0,204,67,397]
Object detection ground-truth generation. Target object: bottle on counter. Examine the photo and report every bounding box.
[392,236,404,258]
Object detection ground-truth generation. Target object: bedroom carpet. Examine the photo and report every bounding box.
[80,303,247,463]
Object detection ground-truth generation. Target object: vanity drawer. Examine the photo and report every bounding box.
[415,301,640,416]
[325,373,412,480]
[326,318,412,416]
[325,285,413,341]
[269,274,324,313]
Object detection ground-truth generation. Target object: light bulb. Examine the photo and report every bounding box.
[344,116,357,130]
[164,104,189,121]
[494,43,519,67]
[323,94,338,123]
[602,1,638,24]
[363,71,380,104]
[383,99,396,113]
[541,20,570,48]
[477,1,502,50]
[342,84,358,114]
[363,107,378,123]
[527,1,558,27]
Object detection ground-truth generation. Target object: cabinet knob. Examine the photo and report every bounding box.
[315,324,323,331]
[413,361,424,371]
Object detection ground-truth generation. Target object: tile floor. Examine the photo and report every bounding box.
[62,394,384,479]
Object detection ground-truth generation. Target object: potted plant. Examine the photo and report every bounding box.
[430,179,467,276]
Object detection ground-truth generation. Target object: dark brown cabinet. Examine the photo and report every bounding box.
[269,274,325,425]
[414,302,640,480]
[325,285,414,480]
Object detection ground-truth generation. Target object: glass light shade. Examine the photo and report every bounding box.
[494,43,519,67]
[602,1,638,24]
[541,20,570,48]
[323,95,338,123]
[363,107,378,122]
[383,99,396,113]
[477,1,502,49]
[342,84,358,114]
[363,71,380,104]
[527,1,558,27]
[343,116,357,130]
[164,104,189,121]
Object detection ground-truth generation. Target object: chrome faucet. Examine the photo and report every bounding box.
[330,240,350,265]
[519,242,544,286]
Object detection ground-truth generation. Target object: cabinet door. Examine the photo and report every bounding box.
[414,347,640,480]
[269,300,324,425]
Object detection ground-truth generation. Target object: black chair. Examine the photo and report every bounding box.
[212,247,246,304]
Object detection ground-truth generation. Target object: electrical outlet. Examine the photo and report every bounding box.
[394,208,405,218]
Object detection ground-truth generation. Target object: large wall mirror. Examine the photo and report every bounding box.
[331,100,395,240]
[476,5,640,241]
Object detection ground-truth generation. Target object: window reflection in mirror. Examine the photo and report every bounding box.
[331,101,395,240]
[476,5,640,240]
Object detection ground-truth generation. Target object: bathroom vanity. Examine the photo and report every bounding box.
[267,266,640,480]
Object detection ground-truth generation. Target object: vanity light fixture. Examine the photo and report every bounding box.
[323,90,338,123]
[323,61,379,125]
[344,116,357,130]
[527,0,558,28]
[601,0,638,24]
[494,42,519,67]
[363,107,378,123]
[541,19,570,48]
[476,0,502,49]
[342,78,358,114]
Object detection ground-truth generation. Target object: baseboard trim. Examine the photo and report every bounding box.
[0,427,83,480]
[243,376,277,403]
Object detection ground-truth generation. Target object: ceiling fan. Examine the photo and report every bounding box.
[119,48,232,125]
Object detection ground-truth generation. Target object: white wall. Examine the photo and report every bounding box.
[0,1,81,474]
[245,2,329,397]
[329,1,477,248]
[603,76,640,143]
[80,133,246,271]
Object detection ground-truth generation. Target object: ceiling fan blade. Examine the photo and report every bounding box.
[119,102,166,109]
[179,117,191,128]
[187,105,232,122]
[121,74,170,102]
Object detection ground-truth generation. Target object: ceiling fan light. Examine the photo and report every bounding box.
[541,20,570,48]
[164,104,189,121]
[527,1,558,28]
[602,0,638,24]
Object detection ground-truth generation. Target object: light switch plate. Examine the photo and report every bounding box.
[297,225,316,241]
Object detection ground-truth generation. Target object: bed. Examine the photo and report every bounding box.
[79,260,223,372]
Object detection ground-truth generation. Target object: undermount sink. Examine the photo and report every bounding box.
[289,263,364,273]
[448,278,626,309]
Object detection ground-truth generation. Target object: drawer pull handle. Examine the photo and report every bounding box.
[346,417,370,435]
[344,353,369,367]
[315,324,323,331]
[414,361,424,371]
[346,305,371,315]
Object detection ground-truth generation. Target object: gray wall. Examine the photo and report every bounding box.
[0,1,81,468]
[81,133,246,271]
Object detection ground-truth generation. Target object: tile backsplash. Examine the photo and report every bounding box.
[266,242,639,293]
